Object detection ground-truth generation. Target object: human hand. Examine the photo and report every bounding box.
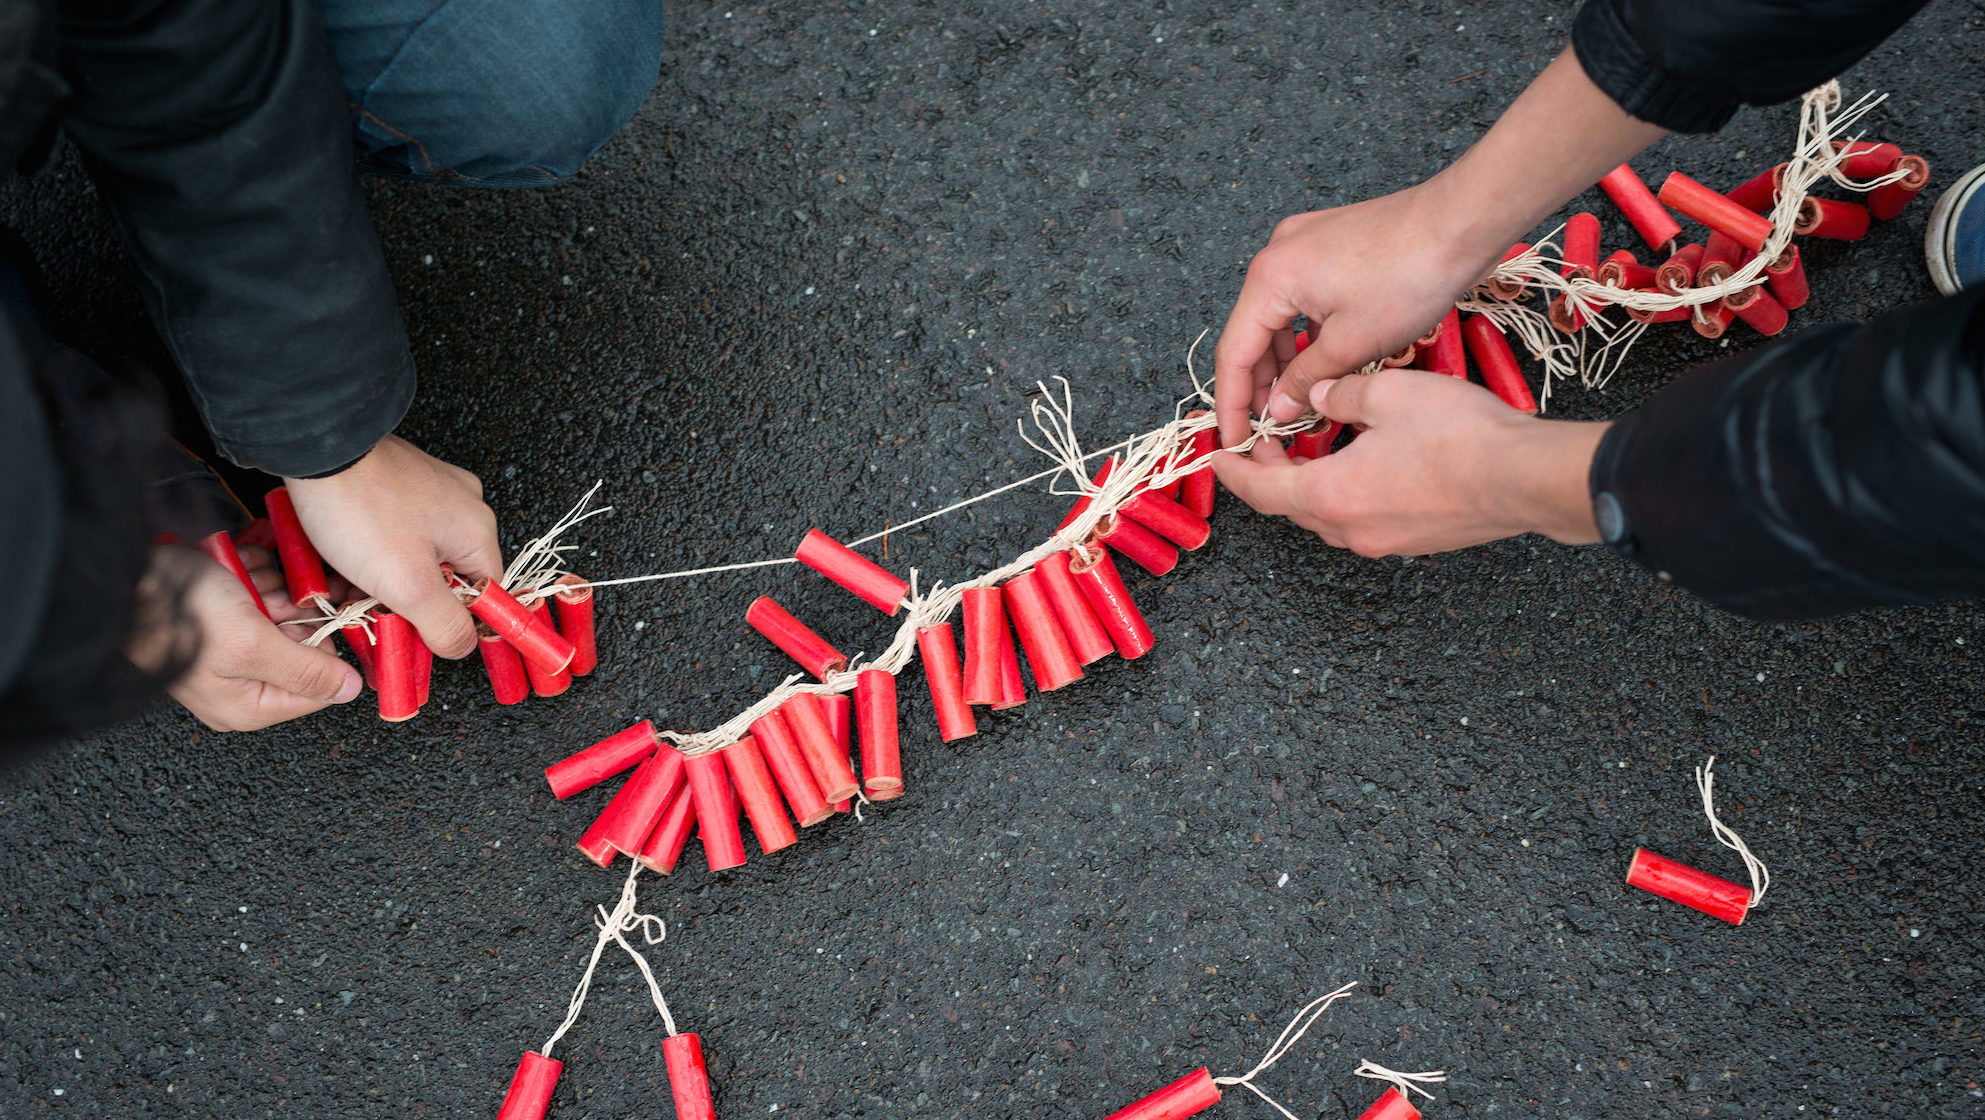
[141,547,364,731]
[1212,368,1609,556]
[284,435,501,659]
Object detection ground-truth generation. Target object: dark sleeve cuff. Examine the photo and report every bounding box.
[1571,1,1737,133]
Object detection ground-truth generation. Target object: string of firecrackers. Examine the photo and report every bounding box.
[1381,81,1930,416]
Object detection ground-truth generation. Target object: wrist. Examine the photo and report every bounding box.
[1479,416,1611,544]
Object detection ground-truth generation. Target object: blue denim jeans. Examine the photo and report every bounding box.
[317,0,666,187]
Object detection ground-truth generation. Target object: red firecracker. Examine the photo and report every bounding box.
[197,531,271,619]
[1120,490,1212,551]
[1559,211,1601,279]
[1103,1067,1222,1120]
[1598,163,1682,253]
[1097,513,1179,576]
[1485,241,1532,300]
[992,624,1026,710]
[744,596,846,680]
[1868,154,1930,220]
[1003,569,1085,691]
[547,720,659,799]
[749,709,833,827]
[477,624,530,705]
[602,748,687,857]
[1725,163,1787,214]
[1459,315,1537,414]
[1058,457,1117,531]
[1627,847,1751,924]
[1357,1087,1422,1120]
[722,735,797,855]
[961,587,1009,706]
[1179,410,1217,519]
[1834,140,1903,178]
[685,751,746,872]
[823,693,853,812]
[373,611,421,722]
[1796,197,1871,240]
[496,1051,563,1120]
[1035,551,1114,665]
[636,785,699,874]
[1765,245,1809,309]
[466,580,576,677]
[794,528,911,614]
[551,574,598,677]
[915,623,977,741]
[663,1032,717,1120]
[1691,300,1736,340]
[235,516,277,552]
[1728,286,1790,336]
[575,796,622,868]
[1596,249,1656,290]
[412,631,433,707]
[263,487,331,608]
[855,668,902,797]
[1657,171,1775,252]
[1288,420,1341,460]
[1069,547,1154,659]
[781,692,860,801]
[524,600,572,698]
[1656,242,1704,293]
[1424,308,1467,379]
[342,621,379,691]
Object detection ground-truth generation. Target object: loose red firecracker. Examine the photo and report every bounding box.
[1658,171,1775,253]
[496,1051,563,1120]
[477,623,531,705]
[961,587,1009,706]
[234,516,276,552]
[822,693,853,812]
[1004,570,1085,692]
[1691,299,1736,340]
[1035,551,1114,665]
[575,796,622,868]
[750,708,833,827]
[1058,457,1117,531]
[1765,245,1809,310]
[1725,163,1788,215]
[373,611,421,722]
[1729,285,1790,336]
[744,595,846,680]
[1485,242,1531,300]
[663,1032,717,1120]
[723,735,798,855]
[1559,211,1601,279]
[992,624,1026,710]
[196,531,271,619]
[1834,140,1903,179]
[1179,410,1217,519]
[602,748,687,856]
[550,574,598,677]
[636,785,699,874]
[1069,547,1154,660]
[915,622,977,741]
[794,528,910,615]
[1596,249,1656,290]
[1626,847,1751,924]
[1103,1067,1222,1120]
[466,579,576,677]
[524,600,572,697]
[1357,1087,1422,1120]
[263,486,331,609]
[1868,154,1930,220]
[547,720,659,799]
[1120,489,1212,551]
[1655,242,1704,293]
[1597,163,1683,254]
[685,751,747,872]
[1459,315,1537,414]
[342,621,379,690]
[1097,513,1179,577]
[855,668,902,796]
[1796,196,1871,240]
[781,691,860,801]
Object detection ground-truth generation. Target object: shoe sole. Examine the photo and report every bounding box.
[1925,162,1985,296]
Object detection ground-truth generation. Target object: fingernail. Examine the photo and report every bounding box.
[1269,392,1302,420]
[1310,380,1333,410]
[333,670,362,704]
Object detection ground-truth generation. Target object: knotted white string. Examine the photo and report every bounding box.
[1696,755,1770,907]
[1354,1059,1448,1102]
[1210,982,1359,1120]
[540,861,678,1057]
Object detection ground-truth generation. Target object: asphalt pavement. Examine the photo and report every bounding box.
[2,2,1981,1117]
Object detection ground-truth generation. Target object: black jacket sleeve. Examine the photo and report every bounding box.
[1589,288,1985,619]
[1572,0,1933,133]
[56,0,413,478]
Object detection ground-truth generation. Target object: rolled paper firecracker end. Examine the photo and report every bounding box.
[1725,163,1788,214]
[1547,294,1585,335]
[855,668,903,793]
[1459,314,1538,414]
[1097,513,1179,577]
[341,622,379,691]
[795,528,911,615]
[197,531,272,619]
[744,595,847,681]
[1102,1067,1222,1120]
[524,601,573,698]
[1731,286,1790,336]
[234,516,276,552]
[1484,241,1532,301]
[686,751,748,872]
[603,749,687,856]
[915,622,977,741]
[1596,250,1657,290]
[636,784,698,874]
[1035,550,1115,665]
[1796,196,1872,241]
[751,709,833,827]
[263,486,331,609]
[1069,546,1155,660]
[992,625,1027,710]
[575,796,621,868]
[782,691,861,801]
[1180,410,1217,519]
[866,786,905,802]
[373,611,421,722]
[551,574,598,677]
[1700,228,1749,274]
[1057,457,1117,531]
[477,623,531,705]
[960,587,1008,706]
[1560,211,1601,279]
[466,579,576,677]
[1868,154,1930,220]
[1288,420,1337,460]
[1692,299,1736,340]
[1626,847,1751,924]
[546,719,659,799]
[1356,1087,1423,1120]
[1378,341,1416,368]
[662,1032,717,1120]
[1625,300,1694,325]
[496,1051,563,1120]
[1655,242,1705,293]
[1765,245,1810,310]
[1412,317,1443,351]
[723,735,798,855]
[1597,163,1683,253]
[1657,170,1775,253]
[1833,139,1903,179]
[1120,490,1212,551]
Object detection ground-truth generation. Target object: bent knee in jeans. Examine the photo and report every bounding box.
[321,0,666,187]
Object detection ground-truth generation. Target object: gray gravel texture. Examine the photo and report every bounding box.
[3,2,1982,1118]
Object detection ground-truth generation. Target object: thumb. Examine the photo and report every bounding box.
[249,630,363,704]
[1264,333,1360,424]
[1309,373,1375,429]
